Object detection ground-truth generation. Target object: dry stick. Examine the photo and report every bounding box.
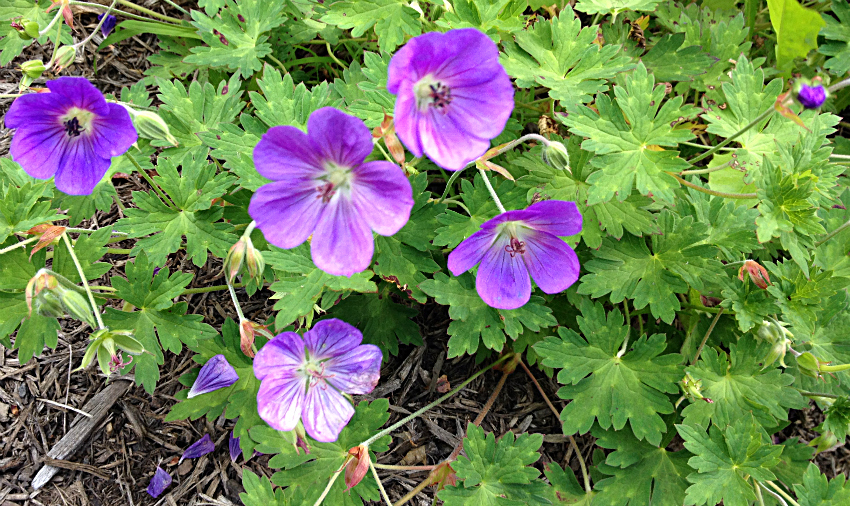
[518,359,591,493]
[692,308,724,365]
[392,369,511,506]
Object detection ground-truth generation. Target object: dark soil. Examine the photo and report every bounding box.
[1,3,848,506]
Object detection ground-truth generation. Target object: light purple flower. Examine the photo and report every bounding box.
[187,354,239,398]
[253,318,382,443]
[797,83,827,109]
[146,466,172,498]
[448,200,582,310]
[179,434,214,463]
[387,28,514,171]
[97,13,117,37]
[4,77,137,195]
[229,431,241,462]
[249,107,414,277]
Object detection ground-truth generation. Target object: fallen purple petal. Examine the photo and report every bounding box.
[187,354,239,398]
[229,431,241,462]
[146,466,172,498]
[180,434,214,463]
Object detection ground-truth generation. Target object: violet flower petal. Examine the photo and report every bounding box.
[520,230,580,294]
[252,125,324,180]
[447,228,496,276]
[187,354,239,398]
[253,332,305,380]
[229,431,241,462]
[146,466,172,498]
[475,236,532,310]
[798,84,827,109]
[179,434,214,463]
[303,383,355,443]
[97,13,117,37]
[248,180,323,249]
[306,107,374,168]
[256,373,308,432]
[324,344,382,394]
[483,200,582,237]
[302,319,362,361]
[350,161,414,236]
[309,196,375,277]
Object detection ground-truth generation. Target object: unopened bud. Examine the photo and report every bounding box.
[738,260,770,289]
[680,372,711,403]
[794,79,828,110]
[23,20,39,39]
[763,337,790,368]
[797,352,822,379]
[245,241,265,284]
[809,431,839,454]
[60,289,95,327]
[224,238,247,283]
[541,141,571,173]
[35,290,65,319]
[345,445,369,490]
[19,59,45,79]
[239,320,256,358]
[131,110,179,146]
[53,45,76,72]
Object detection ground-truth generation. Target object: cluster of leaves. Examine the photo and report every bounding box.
[1,0,850,505]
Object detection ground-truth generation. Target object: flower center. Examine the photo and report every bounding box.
[60,108,95,138]
[303,360,334,388]
[414,75,453,113]
[505,237,526,258]
[498,222,530,258]
[315,163,352,204]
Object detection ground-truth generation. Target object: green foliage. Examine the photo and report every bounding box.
[574,0,663,18]
[766,0,825,71]
[104,252,218,392]
[437,0,527,34]
[794,464,850,506]
[640,33,717,83]
[329,290,422,358]
[677,416,783,506]
[240,470,286,506]
[321,0,422,52]
[536,300,683,445]
[561,63,698,204]
[438,423,549,505]
[0,181,62,244]
[820,0,850,76]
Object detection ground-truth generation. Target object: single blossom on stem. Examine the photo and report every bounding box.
[187,354,239,398]
[253,318,382,442]
[4,77,137,195]
[249,107,413,276]
[448,200,582,310]
[387,28,514,171]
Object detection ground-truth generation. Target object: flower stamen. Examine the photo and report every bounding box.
[504,237,526,258]
[428,82,452,110]
[316,181,336,203]
[64,116,83,137]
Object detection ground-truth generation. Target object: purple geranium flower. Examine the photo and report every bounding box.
[797,83,827,109]
[448,201,582,310]
[249,107,414,277]
[179,434,214,464]
[187,354,239,398]
[254,318,382,443]
[387,28,514,171]
[4,77,137,195]
[146,466,172,498]
[97,13,117,37]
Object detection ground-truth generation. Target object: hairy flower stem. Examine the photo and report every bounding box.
[679,160,733,176]
[478,168,506,213]
[370,459,394,506]
[69,1,176,25]
[372,463,436,471]
[754,479,767,506]
[0,237,38,255]
[312,465,345,506]
[114,0,184,23]
[72,0,117,50]
[361,353,512,448]
[519,359,592,493]
[38,8,64,36]
[765,481,801,506]
[226,277,247,323]
[692,308,724,365]
[124,154,180,212]
[815,219,850,246]
[798,390,841,399]
[829,77,850,94]
[688,107,775,165]
[61,232,105,330]
[668,172,758,199]
[392,477,432,506]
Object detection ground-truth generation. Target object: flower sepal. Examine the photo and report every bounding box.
[344,445,370,490]
[541,140,571,173]
[129,110,179,146]
[52,46,76,72]
[76,328,144,376]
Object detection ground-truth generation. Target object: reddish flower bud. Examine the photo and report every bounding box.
[738,260,771,289]
[345,445,370,490]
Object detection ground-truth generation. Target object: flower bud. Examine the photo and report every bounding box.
[738,260,771,289]
[60,289,96,328]
[23,20,40,39]
[19,59,45,79]
[345,445,370,490]
[53,45,76,72]
[76,328,143,376]
[245,241,265,283]
[239,320,256,358]
[680,372,712,403]
[35,289,65,319]
[809,431,839,454]
[763,337,790,368]
[224,238,247,283]
[794,80,828,109]
[797,352,822,379]
[187,354,239,398]
[130,110,179,146]
[541,141,571,173]
[26,270,58,315]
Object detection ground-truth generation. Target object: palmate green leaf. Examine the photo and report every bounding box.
[320,0,421,52]
[574,0,663,18]
[500,7,634,105]
[0,181,63,244]
[774,438,815,486]
[579,212,723,323]
[199,115,268,191]
[535,300,683,445]
[720,277,780,333]
[103,252,218,392]
[561,63,698,205]
[436,0,527,34]
[250,400,391,506]
[166,319,263,458]
[419,273,557,358]
[156,74,245,157]
[334,52,395,127]
[0,243,48,353]
[640,33,718,83]
[766,259,850,336]
[543,463,594,505]
[14,313,60,365]
[433,173,526,249]
[794,463,850,506]
[593,426,692,506]
[144,36,204,81]
[797,306,850,386]
[265,244,378,329]
[516,137,658,249]
[329,289,422,359]
[185,0,286,78]
[240,470,286,506]
[677,416,783,506]
[820,0,850,76]
[766,0,825,71]
[681,188,761,262]
[681,335,806,428]
[117,155,236,267]
[52,228,112,283]
[438,424,549,506]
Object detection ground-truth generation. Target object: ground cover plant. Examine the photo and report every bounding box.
[1,0,850,504]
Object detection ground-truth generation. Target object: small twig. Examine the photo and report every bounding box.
[37,398,92,418]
